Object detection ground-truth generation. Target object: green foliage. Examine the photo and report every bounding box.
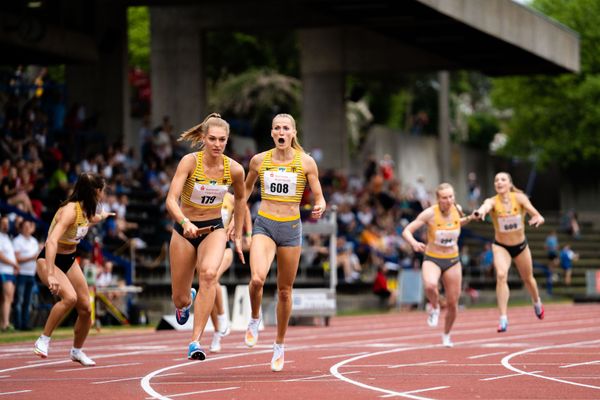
[205,31,299,82]
[127,7,150,71]
[209,69,301,149]
[491,0,600,168]
[467,112,500,150]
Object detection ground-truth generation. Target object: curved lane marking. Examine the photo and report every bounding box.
[501,339,600,390]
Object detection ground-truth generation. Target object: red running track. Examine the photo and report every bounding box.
[0,303,599,399]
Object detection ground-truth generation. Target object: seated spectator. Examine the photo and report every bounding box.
[561,209,581,240]
[373,264,397,309]
[337,236,362,283]
[479,242,494,278]
[545,230,560,282]
[560,244,579,286]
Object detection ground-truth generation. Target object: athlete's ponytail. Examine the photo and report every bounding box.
[178,113,230,149]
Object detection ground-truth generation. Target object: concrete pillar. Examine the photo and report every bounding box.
[150,7,206,137]
[65,0,128,153]
[299,28,347,171]
[438,71,451,182]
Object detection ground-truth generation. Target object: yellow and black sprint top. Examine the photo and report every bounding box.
[425,204,461,258]
[49,202,89,245]
[181,151,232,209]
[259,149,306,203]
[490,192,524,234]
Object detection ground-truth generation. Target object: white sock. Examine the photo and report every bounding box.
[71,347,81,354]
[218,313,228,328]
[534,298,542,307]
[442,333,451,340]
[500,315,508,323]
[40,335,51,342]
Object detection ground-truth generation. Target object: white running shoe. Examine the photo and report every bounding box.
[70,349,96,366]
[442,333,454,348]
[34,336,49,358]
[210,333,222,353]
[271,343,284,372]
[427,306,440,328]
[245,317,261,348]
[219,317,231,337]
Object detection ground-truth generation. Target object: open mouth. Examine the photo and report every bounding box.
[278,138,285,144]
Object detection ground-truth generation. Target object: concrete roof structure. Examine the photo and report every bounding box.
[1,0,579,75]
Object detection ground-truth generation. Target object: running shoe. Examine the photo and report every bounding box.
[534,303,545,320]
[219,317,231,337]
[33,336,49,358]
[188,341,206,361]
[427,306,440,328]
[210,333,222,353]
[497,318,508,333]
[271,343,284,372]
[245,317,261,347]
[175,288,197,325]
[70,349,96,366]
[442,333,454,348]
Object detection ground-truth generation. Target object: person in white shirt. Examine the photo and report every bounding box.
[13,220,41,330]
[0,215,18,331]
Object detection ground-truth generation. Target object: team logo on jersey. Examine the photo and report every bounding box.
[210,180,217,185]
[278,167,286,172]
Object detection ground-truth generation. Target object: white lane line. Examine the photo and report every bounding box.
[389,360,446,369]
[93,372,183,385]
[0,376,10,378]
[145,387,239,399]
[319,352,369,360]
[468,352,507,359]
[0,349,167,374]
[501,339,600,390]
[141,349,274,400]
[480,371,543,381]
[380,386,449,398]
[56,362,141,373]
[560,360,600,369]
[283,371,360,382]
[220,361,295,370]
[329,326,600,400]
[0,390,32,396]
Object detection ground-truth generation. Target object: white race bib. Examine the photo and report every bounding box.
[190,183,228,206]
[434,229,459,247]
[75,226,89,241]
[498,215,523,233]
[264,170,297,197]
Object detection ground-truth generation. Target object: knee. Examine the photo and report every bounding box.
[277,287,292,303]
[250,276,265,290]
[445,296,459,309]
[77,303,92,318]
[172,293,192,309]
[62,295,77,308]
[424,282,438,294]
[496,271,508,283]
[199,269,217,285]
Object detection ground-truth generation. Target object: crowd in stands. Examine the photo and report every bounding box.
[0,65,586,330]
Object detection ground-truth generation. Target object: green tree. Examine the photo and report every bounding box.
[128,7,150,71]
[491,0,600,168]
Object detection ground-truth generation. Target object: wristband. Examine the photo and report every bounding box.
[245,232,252,238]
[179,217,189,226]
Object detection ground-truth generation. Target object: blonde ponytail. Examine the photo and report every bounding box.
[178,112,229,149]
